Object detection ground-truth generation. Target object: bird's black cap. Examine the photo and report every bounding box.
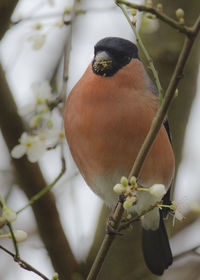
[92,37,140,77]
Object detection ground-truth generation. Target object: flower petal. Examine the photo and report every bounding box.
[11,145,26,159]
[27,141,46,162]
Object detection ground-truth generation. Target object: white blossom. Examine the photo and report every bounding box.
[171,201,184,226]
[149,184,166,197]
[40,128,65,147]
[11,132,46,162]
[28,34,46,50]
[31,81,52,103]
[18,81,52,118]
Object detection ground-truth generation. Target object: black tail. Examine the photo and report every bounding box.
[142,214,173,275]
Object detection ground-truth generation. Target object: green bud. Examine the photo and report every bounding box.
[176,8,184,20]
[131,8,137,17]
[146,13,156,19]
[130,176,136,186]
[123,196,136,209]
[120,176,128,187]
[123,200,132,210]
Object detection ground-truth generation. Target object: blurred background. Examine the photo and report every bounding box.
[0,0,200,279]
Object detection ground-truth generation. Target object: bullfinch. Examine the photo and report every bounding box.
[64,37,175,275]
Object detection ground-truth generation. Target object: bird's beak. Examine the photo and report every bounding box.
[93,51,113,74]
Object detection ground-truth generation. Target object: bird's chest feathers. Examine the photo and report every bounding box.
[67,80,154,178]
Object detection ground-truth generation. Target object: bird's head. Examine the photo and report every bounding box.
[92,37,140,77]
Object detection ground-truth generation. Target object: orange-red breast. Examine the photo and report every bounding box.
[64,37,175,275]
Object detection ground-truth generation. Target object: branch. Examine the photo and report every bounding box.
[0,245,50,280]
[118,3,163,105]
[86,12,200,280]
[116,0,193,36]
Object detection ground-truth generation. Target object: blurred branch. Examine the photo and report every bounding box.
[0,2,78,278]
[0,0,19,38]
[0,245,50,280]
[174,244,200,261]
[116,0,193,35]
[86,11,200,280]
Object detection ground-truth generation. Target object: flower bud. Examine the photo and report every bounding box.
[156,3,163,12]
[123,196,137,209]
[149,184,166,197]
[3,208,17,223]
[146,0,153,8]
[146,13,156,19]
[130,176,136,186]
[113,184,125,194]
[120,176,128,187]
[176,8,184,20]
[131,8,137,17]
[12,230,28,242]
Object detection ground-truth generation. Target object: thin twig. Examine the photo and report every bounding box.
[16,161,66,214]
[0,245,50,280]
[118,3,163,105]
[63,0,78,85]
[116,0,193,35]
[7,222,20,258]
[86,12,200,280]
[119,204,157,231]
[86,200,124,280]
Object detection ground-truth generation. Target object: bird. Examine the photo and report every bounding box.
[64,37,175,275]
